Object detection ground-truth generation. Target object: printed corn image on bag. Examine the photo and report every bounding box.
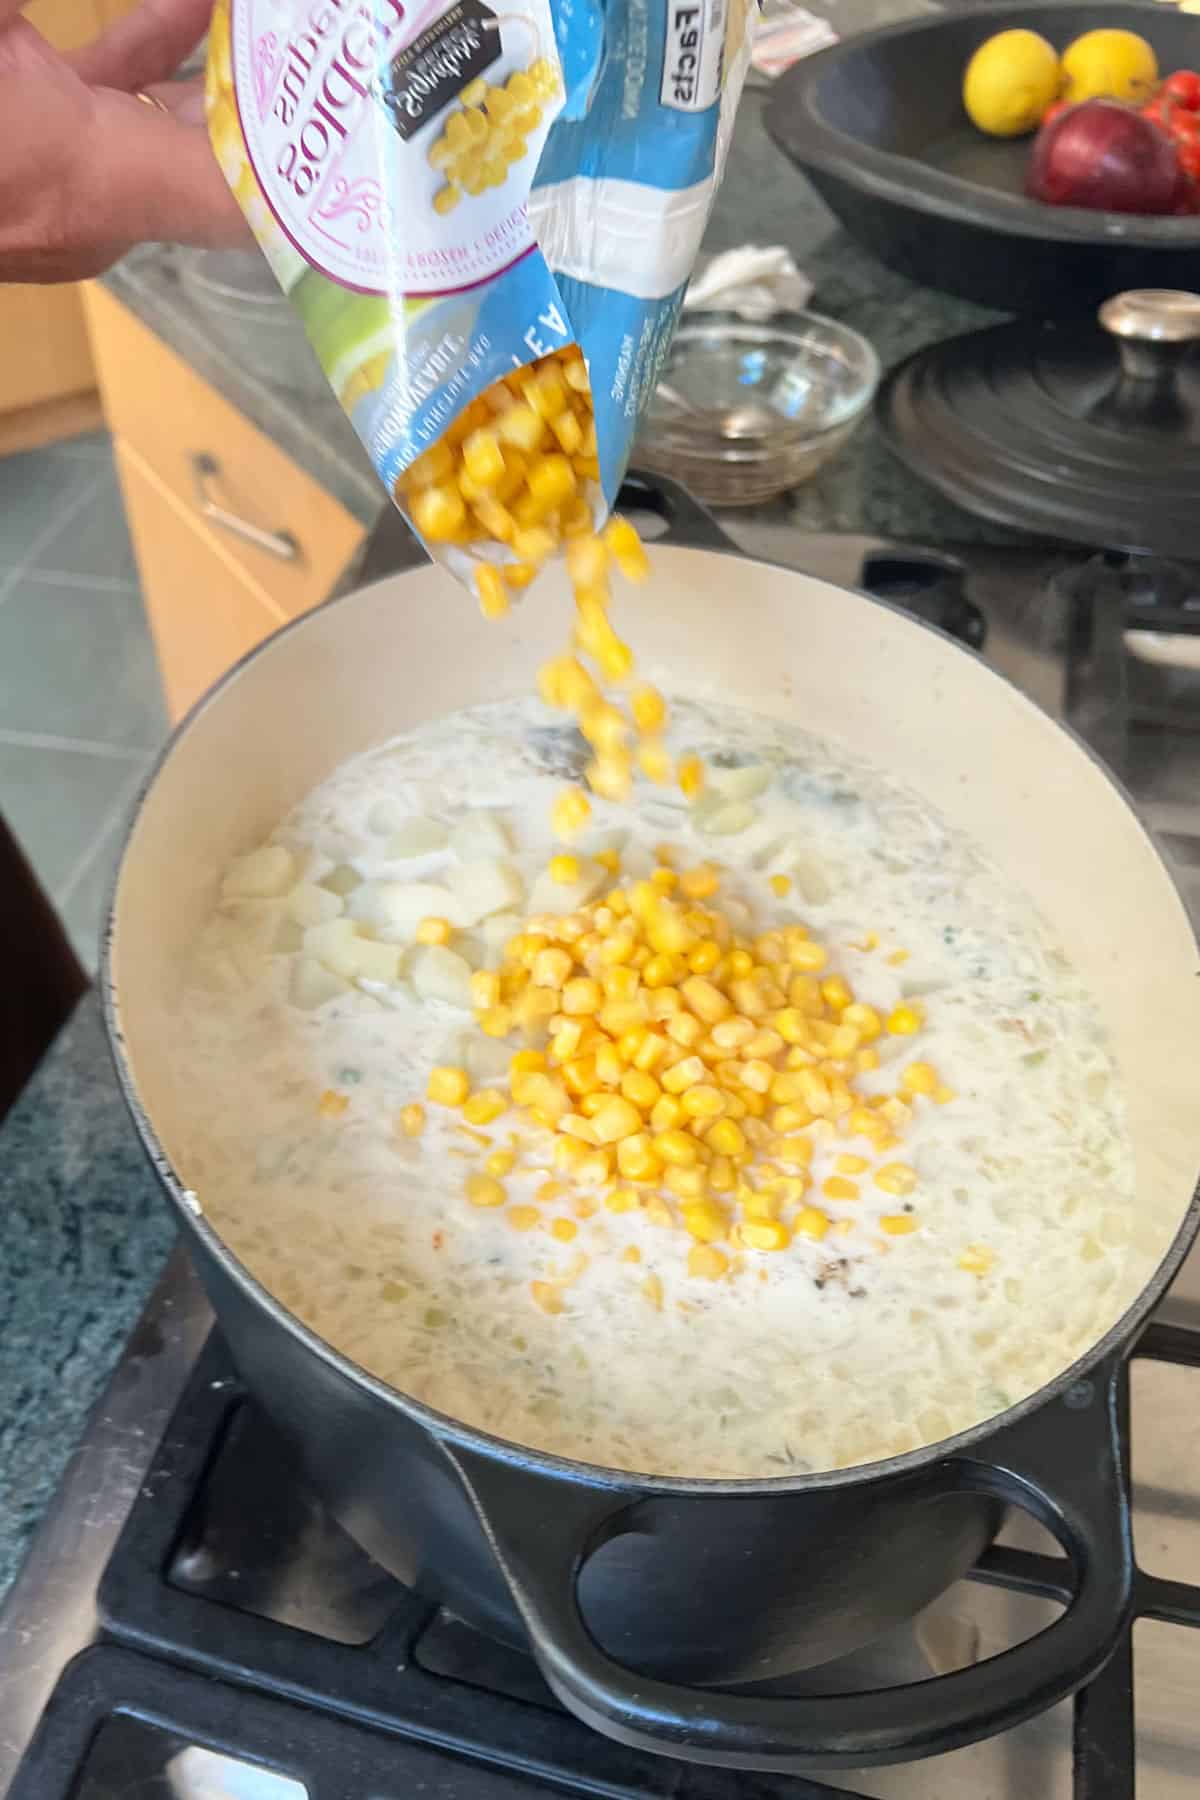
[206,0,753,611]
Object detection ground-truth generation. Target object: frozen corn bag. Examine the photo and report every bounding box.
[205,0,753,583]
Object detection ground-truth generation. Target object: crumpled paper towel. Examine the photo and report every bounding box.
[683,245,814,322]
[751,0,838,80]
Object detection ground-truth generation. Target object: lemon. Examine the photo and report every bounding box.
[1060,29,1158,104]
[963,29,1061,137]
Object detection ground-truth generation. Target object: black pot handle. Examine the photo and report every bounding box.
[443,1360,1132,1771]
[616,469,739,555]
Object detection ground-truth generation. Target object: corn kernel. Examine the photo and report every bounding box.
[707,1118,747,1158]
[618,1068,658,1109]
[901,1061,939,1096]
[661,1055,705,1094]
[682,1199,727,1242]
[795,1206,831,1241]
[787,938,829,973]
[552,787,591,840]
[411,484,467,542]
[487,1149,516,1176]
[561,976,602,1015]
[666,1013,702,1048]
[628,683,666,734]
[551,1216,578,1242]
[604,515,649,582]
[835,1153,869,1176]
[479,1006,513,1038]
[822,1176,858,1202]
[641,1273,664,1310]
[880,1213,919,1235]
[875,1163,918,1197]
[428,1066,470,1106]
[664,1164,708,1200]
[415,915,453,946]
[464,1088,507,1125]
[589,1095,642,1143]
[617,1133,661,1181]
[470,971,501,1012]
[497,405,545,453]
[842,1003,882,1042]
[688,1245,729,1280]
[708,1155,736,1193]
[655,1128,698,1167]
[775,1136,813,1169]
[531,1280,564,1314]
[398,1102,425,1137]
[678,754,705,800]
[466,1172,507,1207]
[687,940,721,975]
[508,1205,540,1231]
[958,1244,995,1275]
[887,1004,925,1036]
[475,562,510,618]
[741,1219,790,1251]
[769,873,791,898]
[681,1084,725,1119]
[647,1090,685,1131]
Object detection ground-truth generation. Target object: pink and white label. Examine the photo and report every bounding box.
[230,0,559,296]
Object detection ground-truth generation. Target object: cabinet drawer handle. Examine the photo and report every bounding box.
[191,454,300,562]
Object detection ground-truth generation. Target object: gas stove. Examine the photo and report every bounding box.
[4,503,1200,1798]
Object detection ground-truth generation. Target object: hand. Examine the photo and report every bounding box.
[0,0,251,282]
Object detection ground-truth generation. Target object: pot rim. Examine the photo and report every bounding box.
[102,551,1200,1499]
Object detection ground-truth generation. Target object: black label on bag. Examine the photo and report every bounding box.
[375,0,502,140]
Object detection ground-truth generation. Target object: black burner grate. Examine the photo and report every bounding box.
[10,1322,1200,1800]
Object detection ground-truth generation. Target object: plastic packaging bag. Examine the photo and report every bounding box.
[205,0,753,580]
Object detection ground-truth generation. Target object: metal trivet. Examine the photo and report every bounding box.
[10,1321,1199,1799]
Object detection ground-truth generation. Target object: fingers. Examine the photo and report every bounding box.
[75,87,252,255]
[69,0,214,91]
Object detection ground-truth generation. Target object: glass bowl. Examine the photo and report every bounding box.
[634,311,880,507]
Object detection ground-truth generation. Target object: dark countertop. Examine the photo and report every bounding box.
[1,80,1019,1606]
[0,996,173,1599]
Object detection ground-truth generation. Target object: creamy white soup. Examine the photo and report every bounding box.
[170,695,1138,1478]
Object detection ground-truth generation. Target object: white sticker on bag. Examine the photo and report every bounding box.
[659,0,726,113]
[230,0,560,296]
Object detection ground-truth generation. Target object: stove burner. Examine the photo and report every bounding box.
[9,1325,1200,1800]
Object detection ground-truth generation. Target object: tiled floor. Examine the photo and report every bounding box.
[0,432,167,973]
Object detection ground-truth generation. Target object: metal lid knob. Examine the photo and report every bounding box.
[1096,289,1200,403]
[1099,289,1200,345]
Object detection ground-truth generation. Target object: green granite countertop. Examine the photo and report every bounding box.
[0,83,1021,1607]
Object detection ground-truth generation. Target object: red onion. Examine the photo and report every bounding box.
[1026,99,1185,215]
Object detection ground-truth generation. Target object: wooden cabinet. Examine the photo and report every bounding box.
[0,0,139,449]
[87,286,367,720]
[113,440,285,721]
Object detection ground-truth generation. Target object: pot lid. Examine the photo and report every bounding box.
[877,289,1200,559]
